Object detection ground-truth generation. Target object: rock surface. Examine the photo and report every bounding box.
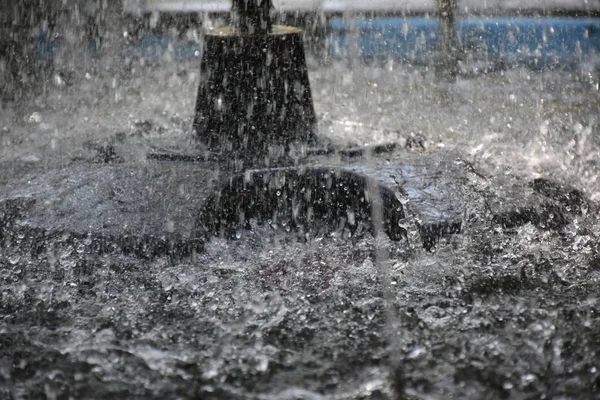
[1,156,466,256]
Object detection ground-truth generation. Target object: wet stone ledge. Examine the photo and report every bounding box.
[0,158,467,257]
[0,162,216,259]
[0,157,593,259]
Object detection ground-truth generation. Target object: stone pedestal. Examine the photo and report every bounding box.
[193,26,318,159]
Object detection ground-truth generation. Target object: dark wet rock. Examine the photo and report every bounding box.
[0,156,463,253]
[488,177,587,231]
[1,157,589,259]
[491,200,570,230]
[95,143,122,164]
[530,178,587,214]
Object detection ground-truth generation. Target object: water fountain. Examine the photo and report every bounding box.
[1,1,600,399]
[0,0,464,257]
[189,0,464,249]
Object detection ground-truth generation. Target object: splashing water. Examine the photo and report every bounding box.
[1,4,600,399]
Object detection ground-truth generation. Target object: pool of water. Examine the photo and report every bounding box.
[1,13,600,399]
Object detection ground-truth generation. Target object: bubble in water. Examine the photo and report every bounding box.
[520,373,537,386]
[8,254,21,265]
[407,346,427,360]
[26,112,43,124]
[202,360,221,380]
[255,354,269,372]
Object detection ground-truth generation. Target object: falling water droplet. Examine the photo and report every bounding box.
[9,254,21,265]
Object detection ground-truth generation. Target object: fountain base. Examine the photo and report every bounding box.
[1,158,468,256]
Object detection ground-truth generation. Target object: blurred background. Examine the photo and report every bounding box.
[1,0,599,102]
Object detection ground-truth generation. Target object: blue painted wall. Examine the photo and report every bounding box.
[328,17,600,67]
[35,17,600,68]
